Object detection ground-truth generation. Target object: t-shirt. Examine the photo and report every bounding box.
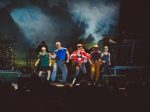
[54,47,67,61]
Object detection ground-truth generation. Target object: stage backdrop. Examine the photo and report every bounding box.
[0,0,120,68]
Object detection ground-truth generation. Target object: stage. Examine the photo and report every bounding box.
[0,65,149,92]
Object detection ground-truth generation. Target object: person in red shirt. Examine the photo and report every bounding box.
[70,44,90,85]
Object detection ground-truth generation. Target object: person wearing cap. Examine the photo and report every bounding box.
[70,44,90,85]
[50,42,69,83]
[90,44,102,84]
[35,47,51,81]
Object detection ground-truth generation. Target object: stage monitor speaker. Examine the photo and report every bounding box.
[0,70,22,82]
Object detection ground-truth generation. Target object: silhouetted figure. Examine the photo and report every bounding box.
[36,41,48,53]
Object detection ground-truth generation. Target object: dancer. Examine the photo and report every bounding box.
[101,46,111,79]
[90,45,102,84]
[51,42,69,83]
[35,47,51,81]
[70,44,90,85]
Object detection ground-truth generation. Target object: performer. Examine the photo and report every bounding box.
[90,44,102,84]
[51,42,69,83]
[70,44,90,85]
[101,46,111,79]
[35,47,51,81]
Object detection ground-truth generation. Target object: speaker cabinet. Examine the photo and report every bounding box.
[0,71,22,82]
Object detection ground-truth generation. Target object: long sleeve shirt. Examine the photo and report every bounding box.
[70,50,90,64]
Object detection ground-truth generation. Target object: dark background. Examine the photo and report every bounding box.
[118,0,149,66]
[119,0,149,39]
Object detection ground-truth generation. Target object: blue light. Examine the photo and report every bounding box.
[10,5,52,45]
